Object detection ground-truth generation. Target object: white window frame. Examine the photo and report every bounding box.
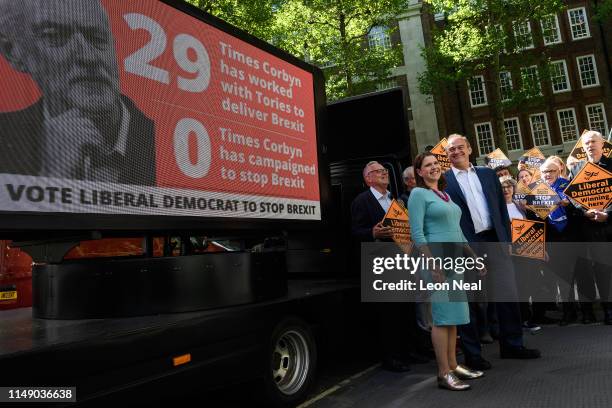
[585,103,609,136]
[540,14,562,45]
[368,26,392,50]
[503,117,524,151]
[474,121,495,156]
[521,65,542,95]
[550,60,571,94]
[529,113,552,147]
[576,54,600,88]
[513,20,534,51]
[468,75,488,108]
[499,71,513,102]
[567,7,591,41]
[556,108,579,143]
[376,78,396,91]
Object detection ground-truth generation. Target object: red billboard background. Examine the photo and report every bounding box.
[0,1,320,207]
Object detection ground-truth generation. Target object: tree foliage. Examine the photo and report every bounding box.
[186,0,407,101]
[272,0,406,100]
[184,0,282,40]
[594,0,612,23]
[419,0,565,153]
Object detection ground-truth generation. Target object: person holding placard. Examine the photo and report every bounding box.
[500,176,549,329]
[408,152,484,391]
[567,131,612,325]
[351,161,425,372]
[538,159,577,325]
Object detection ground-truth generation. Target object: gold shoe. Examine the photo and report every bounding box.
[453,364,484,380]
[437,372,471,390]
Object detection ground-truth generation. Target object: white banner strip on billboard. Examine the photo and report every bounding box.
[0,174,320,221]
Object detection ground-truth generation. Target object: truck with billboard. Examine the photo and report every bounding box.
[0,0,411,406]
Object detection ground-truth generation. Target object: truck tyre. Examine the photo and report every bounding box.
[262,317,317,407]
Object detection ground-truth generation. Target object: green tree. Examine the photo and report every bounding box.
[184,0,281,40]
[419,0,565,153]
[594,0,612,22]
[185,0,407,101]
[272,0,406,100]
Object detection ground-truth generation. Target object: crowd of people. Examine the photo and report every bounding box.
[351,130,612,391]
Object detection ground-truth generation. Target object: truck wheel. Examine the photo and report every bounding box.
[263,317,317,407]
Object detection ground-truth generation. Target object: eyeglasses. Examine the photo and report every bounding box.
[368,168,388,176]
[541,169,558,174]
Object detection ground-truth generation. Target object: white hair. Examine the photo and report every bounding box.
[581,130,604,143]
[540,157,562,172]
[402,166,414,179]
[363,161,379,179]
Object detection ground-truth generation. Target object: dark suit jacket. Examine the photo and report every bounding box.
[0,95,156,186]
[350,189,390,242]
[444,166,511,242]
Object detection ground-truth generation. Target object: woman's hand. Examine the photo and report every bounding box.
[431,267,446,283]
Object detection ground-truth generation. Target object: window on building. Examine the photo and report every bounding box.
[520,66,541,95]
[586,103,609,136]
[499,71,513,101]
[368,26,392,50]
[474,122,495,155]
[541,14,562,45]
[513,20,534,51]
[468,76,487,107]
[550,60,571,93]
[376,79,396,91]
[576,55,599,88]
[556,108,579,143]
[568,7,590,40]
[503,118,523,151]
[529,113,551,146]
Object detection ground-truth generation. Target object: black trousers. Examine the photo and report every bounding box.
[458,232,523,359]
[377,302,419,362]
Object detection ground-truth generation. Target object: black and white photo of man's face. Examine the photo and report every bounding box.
[1,0,120,117]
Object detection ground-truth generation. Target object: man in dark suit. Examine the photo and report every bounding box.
[443,134,540,370]
[567,130,612,325]
[0,0,155,185]
[351,161,426,371]
[351,161,394,242]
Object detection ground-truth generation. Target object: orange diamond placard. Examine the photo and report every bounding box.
[513,180,533,201]
[485,148,512,170]
[382,199,412,253]
[563,162,612,211]
[511,219,546,260]
[567,136,612,167]
[525,181,561,219]
[430,138,451,173]
[518,147,546,181]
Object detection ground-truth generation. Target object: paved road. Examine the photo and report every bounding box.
[306,324,612,408]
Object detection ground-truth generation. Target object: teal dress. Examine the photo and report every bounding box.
[407,187,470,326]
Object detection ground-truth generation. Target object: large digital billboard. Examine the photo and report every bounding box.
[0,0,322,231]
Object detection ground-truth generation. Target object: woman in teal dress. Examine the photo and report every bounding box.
[408,152,485,391]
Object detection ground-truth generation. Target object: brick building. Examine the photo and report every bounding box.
[368,1,611,161]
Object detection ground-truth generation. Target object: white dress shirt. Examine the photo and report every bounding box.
[370,186,392,213]
[451,165,492,234]
[507,202,524,220]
